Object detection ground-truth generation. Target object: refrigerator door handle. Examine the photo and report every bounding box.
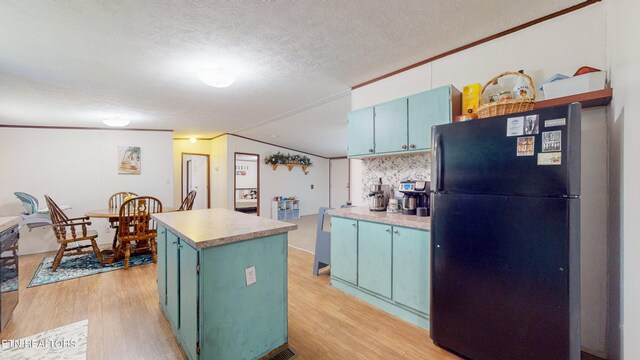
[433,133,443,192]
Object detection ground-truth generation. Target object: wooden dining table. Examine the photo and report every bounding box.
[85,207,176,263]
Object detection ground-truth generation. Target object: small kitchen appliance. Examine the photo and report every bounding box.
[368,178,390,211]
[398,180,430,216]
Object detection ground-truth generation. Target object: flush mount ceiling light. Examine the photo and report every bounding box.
[189,137,197,143]
[198,68,235,88]
[102,118,130,127]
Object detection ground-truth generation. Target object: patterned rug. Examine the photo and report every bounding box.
[0,319,88,359]
[28,252,153,288]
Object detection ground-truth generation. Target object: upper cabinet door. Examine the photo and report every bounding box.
[374,98,408,154]
[347,107,375,157]
[408,85,452,151]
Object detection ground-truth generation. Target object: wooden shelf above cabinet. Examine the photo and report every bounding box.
[534,88,612,110]
[270,164,311,175]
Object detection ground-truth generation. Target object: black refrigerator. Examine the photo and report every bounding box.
[430,103,581,360]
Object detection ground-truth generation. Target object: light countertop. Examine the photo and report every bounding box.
[327,207,430,231]
[0,216,20,233]
[152,208,298,249]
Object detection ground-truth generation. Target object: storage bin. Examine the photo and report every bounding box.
[542,71,606,100]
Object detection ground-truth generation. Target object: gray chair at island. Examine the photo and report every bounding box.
[313,207,331,275]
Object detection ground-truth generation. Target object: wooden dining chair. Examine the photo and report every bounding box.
[116,196,162,269]
[44,195,104,272]
[108,192,138,249]
[178,190,197,211]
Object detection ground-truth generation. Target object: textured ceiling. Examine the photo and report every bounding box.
[0,0,583,156]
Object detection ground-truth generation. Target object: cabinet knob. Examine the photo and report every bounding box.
[172,241,177,245]
[352,223,357,227]
[409,144,415,149]
[394,229,399,234]
[385,228,390,232]
[401,144,407,149]
[368,148,374,153]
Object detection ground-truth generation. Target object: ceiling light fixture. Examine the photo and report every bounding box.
[102,118,130,127]
[189,137,197,143]
[198,68,235,88]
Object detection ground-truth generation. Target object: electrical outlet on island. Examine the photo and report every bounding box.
[245,266,257,286]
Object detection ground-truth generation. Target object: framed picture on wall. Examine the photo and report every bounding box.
[118,146,141,175]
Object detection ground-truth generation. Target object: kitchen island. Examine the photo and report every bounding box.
[152,209,297,360]
[327,207,431,329]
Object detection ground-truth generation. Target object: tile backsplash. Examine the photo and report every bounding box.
[361,152,431,203]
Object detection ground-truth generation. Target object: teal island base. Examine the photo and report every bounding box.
[153,208,296,360]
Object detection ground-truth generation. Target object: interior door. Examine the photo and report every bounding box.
[330,158,349,208]
[182,154,210,209]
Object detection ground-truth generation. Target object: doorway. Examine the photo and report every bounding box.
[181,153,210,209]
[234,153,260,216]
[330,158,350,208]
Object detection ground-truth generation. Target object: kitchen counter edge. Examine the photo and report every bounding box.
[326,207,430,230]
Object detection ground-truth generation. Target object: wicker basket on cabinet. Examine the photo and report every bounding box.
[477,71,536,118]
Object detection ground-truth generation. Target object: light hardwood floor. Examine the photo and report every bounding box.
[1,246,459,359]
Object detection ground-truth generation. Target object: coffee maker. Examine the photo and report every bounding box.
[369,178,391,211]
[398,180,430,216]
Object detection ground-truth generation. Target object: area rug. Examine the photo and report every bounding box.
[0,319,88,359]
[28,252,153,288]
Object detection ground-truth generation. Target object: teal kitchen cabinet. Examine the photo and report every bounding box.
[347,85,460,158]
[408,85,457,151]
[374,98,408,154]
[347,107,375,157]
[178,239,199,360]
[392,226,430,314]
[330,216,358,285]
[329,215,430,329]
[157,225,167,310]
[357,221,392,298]
[165,230,180,330]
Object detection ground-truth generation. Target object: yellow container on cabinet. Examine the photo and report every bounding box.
[462,83,481,115]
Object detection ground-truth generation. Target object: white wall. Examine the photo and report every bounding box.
[351,3,609,356]
[607,0,640,359]
[210,136,228,210]
[0,128,174,255]
[225,135,329,217]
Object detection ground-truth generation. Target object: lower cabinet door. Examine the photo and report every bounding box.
[166,231,180,330]
[392,227,430,314]
[330,217,358,284]
[157,225,167,308]
[178,240,199,360]
[358,221,392,298]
